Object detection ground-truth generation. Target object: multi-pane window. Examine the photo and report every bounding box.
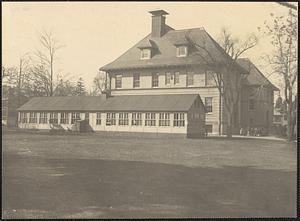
[71,112,80,124]
[176,46,188,57]
[21,112,28,123]
[133,74,140,88]
[132,113,142,126]
[141,48,151,59]
[85,112,89,122]
[39,112,47,124]
[29,112,37,123]
[174,72,180,84]
[118,113,129,126]
[159,113,170,126]
[106,113,116,126]
[205,124,213,133]
[145,113,156,126]
[187,72,194,86]
[205,97,213,113]
[49,112,58,124]
[60,112,69,124]
[249,99,255,110]
[96,112,101,125]
[205,71,215,86]
[165,72,171,85]
[174,113,185,127]
[152,73,159,87]
[115,75,122,89]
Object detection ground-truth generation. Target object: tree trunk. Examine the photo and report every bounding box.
[226,112,233,138]
[286,107,295,141]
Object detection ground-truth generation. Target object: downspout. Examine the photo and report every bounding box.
[219,91,222,135]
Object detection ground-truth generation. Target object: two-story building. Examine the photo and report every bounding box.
[100,9,278,134]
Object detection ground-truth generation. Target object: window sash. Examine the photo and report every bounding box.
[39,112,47,124]
[152,73,159,87]
[177,46,188,57]
[205,97,213,113]
[174,113,185,127]
[174,72,180,84]
[106,113,116,126]
[115,75,122,89]
[60,112,69,124]
[133,74,140,88]
[187,72,194,86]
[141,49,151,59]
[205,71,215,86]
[96,112,101,125]
[29,112,37,123]
[145,113,156,126]
[118,113,129,126]
[71,112,80,124]
[159,113,170,126]
[49,112,58,124]
[165,72,171,85]
[132,113,142,126]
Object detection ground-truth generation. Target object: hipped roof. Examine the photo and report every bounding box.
[100,27,246,73]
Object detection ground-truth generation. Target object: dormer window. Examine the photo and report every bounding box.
[176,45,188,57]
[141,48,151,59]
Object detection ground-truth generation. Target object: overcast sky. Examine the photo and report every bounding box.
[2,2,295,91]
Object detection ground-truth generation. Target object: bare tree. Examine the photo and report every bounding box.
[186,28,257,137]
[277,2,297,11]
[91,71,108,95]
[261,9,297,141]
[33,29,65,96]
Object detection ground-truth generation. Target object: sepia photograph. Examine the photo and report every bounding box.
[2,1,298,219]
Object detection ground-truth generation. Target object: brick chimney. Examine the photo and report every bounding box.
[149,9,169,38]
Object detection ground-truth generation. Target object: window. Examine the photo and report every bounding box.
[85,112,89,122]
[71,112,80,124]
[39,112,47,124]
[274,116,281,122]
[21,112,28,123]
[133,74,140,88]
[145,113,156,126]
[106,113,116,126]
[119,113,129,126]
[165,72,171,85]
[115,75,122,89]
[29,112,37,123]
[60,112,69,124]
[152,73,159,87]
[141,48,151,59]
[174,113,185,127]
[132,113,142,126]
[176,46,188,57]
[159,113,170,126]
[174,72,180,84]
[49,112,58,124]
[186,72,194,86]
[283,114,287,121]
[249,99,255,110]
[96,112,101,125]
[205,97,213,113]
[205,71,215,86]
[205,124,213,133]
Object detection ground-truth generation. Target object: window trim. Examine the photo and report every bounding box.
[145,112,156,126]
[118,112,129,126]
[186,71,194,86]
[174,72,180,85]
[132,112,142,126]
[173,112,185,127]
[39,112,47,124]
[115,75,122,89]
[159,113,170,126]
[106,112,116,126]
[133,74,140,88]
[60,112,69,124]
[96,112,102,125]
[49,112,58,124]
[140,48,151,60]
[152,73,159,88]
[176,45,188,57]
[205,97,213,113]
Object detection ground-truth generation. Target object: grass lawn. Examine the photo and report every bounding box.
[2,131,297,218]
